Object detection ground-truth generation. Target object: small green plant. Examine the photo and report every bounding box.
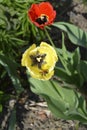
[24,2,87,124]
[0,0,46,129]
[0,1,87,129]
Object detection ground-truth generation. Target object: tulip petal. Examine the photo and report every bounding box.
[21,42,58,80]
[28,2,56,29]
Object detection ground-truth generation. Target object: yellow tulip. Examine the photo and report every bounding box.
[21,42,58,80]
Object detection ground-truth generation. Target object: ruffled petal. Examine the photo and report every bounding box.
[21,44,36,66]
[21,42,58,80]
[28,2,56,29]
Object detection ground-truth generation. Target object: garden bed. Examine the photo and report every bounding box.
[0,0,87,130]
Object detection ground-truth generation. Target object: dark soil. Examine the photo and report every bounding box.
[0,0,87,130]
[0,89,87,130]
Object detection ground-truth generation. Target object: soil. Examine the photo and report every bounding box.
[0,0,87,130]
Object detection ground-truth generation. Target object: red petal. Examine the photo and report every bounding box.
[28,4,41,21]
[39,2,55,16]
[28,2,56,29]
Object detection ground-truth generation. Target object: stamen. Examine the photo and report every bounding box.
[36,15,48,25]
[30,52,46,69]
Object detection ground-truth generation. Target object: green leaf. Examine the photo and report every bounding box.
[53,22,87,48]
[0,104,2,112]
[80,60,87,81]
[8,108,16,130]
[0,54,24,94]
[56,48,73,75]
[56,47,84,87]
[29,78,87,123]
[55,67,71,84]
[0,91,10,103]
[0,91,10,112]
[29,78,70,117]
[62,33,68,61]
[71,48,80,70]
[55,67,81,87]
[70,48,84,86]
[0,91,3,112]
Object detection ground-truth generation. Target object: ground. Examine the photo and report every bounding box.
[0,0,87,130]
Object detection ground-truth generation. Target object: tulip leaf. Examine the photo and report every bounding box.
[71,48,80,68]
[56,46,84,87]
[80,60,87,81]
[8,108,16,130]
[53,22,87,48]
[29,77,87,123]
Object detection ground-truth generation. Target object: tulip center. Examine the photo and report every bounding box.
[36,15,48,25]
[30,51,47,69]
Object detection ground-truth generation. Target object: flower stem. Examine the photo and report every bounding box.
[44,28,55,48]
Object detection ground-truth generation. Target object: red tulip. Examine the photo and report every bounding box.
[28,2,56,29]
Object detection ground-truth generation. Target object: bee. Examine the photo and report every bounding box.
[40,69,48,76]
[30,51,46,69]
